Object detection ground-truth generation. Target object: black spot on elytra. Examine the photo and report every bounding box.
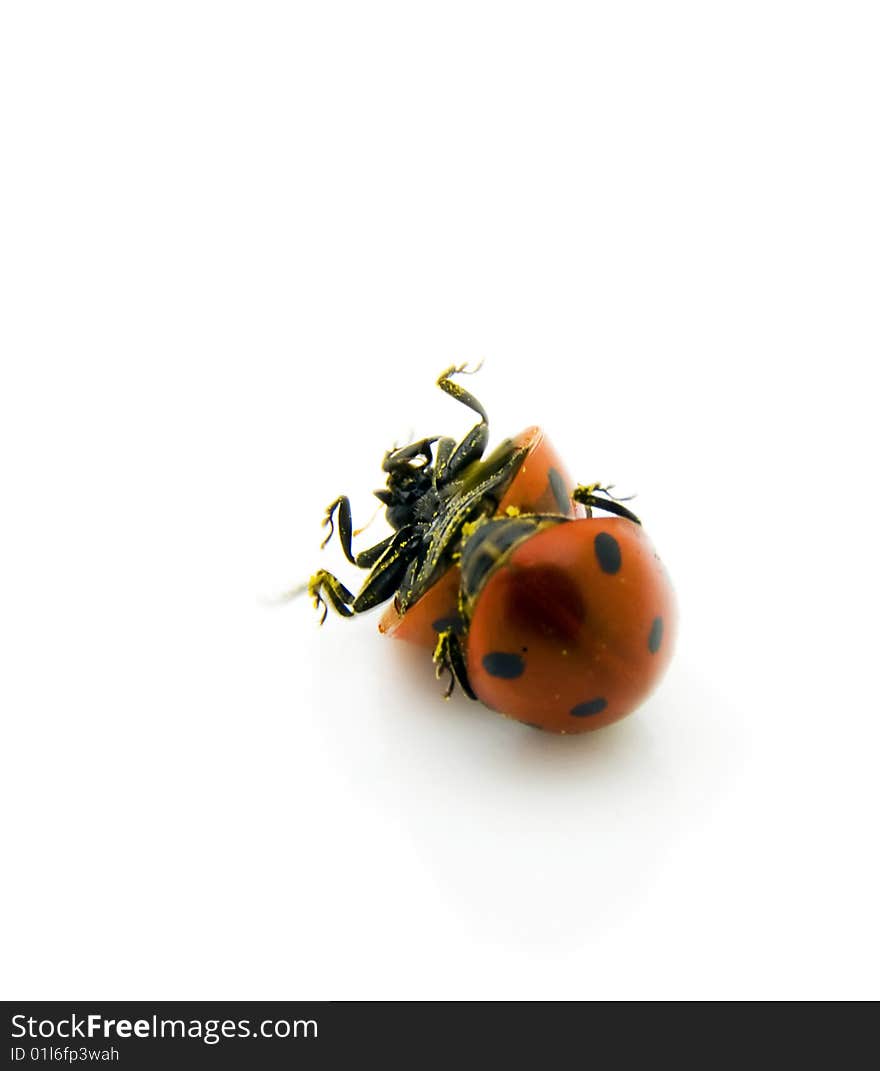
[432,615,463,635]
[482,652,525,679]
[648,616,663,654]
[548,467,570,514]
[594,532,621,574]
[570,697,608,718]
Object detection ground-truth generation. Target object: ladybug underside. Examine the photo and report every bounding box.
[306,365,643,707]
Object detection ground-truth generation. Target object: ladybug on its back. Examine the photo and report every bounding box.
[296,365,676,734]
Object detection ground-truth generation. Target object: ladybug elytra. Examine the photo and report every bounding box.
[298,365,675,734]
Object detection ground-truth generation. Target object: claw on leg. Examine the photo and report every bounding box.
[320,496,345,549]
[437,360,484,383]
[307,569,355,625]
[436,363,487,421]
[433,630,455,698]
[433,627,476,701]
[434,363,490,481]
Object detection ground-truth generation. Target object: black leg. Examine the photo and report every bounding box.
[307,570,355,625]
[434,364,490,485]
[432,437,456,487]
[351,528,420,612]
[572,484,642,525]
[436,362,487,421]
[354,533,396,569]
[322,495,397,567]
[308,527,422,623]
[433,627,477,700]
[382,437,437,474]
[320,496,354,559]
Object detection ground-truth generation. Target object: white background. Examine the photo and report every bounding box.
[2,2,878,1000]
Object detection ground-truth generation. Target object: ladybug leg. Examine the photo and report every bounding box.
[307,570,355,625]
[321,495,396,568]
[432,437,456,487]
[307,529,421,623]
[434,364,490,486]
[382,437,437,473]
[433,628,477,701]
[348,526,422,613]
[436,423,488,485]
[352,533,397,569]
[572,484,642,525]
[320,495,356,560]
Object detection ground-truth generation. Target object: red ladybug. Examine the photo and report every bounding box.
[299,365,675,733]
[456,515,675,733]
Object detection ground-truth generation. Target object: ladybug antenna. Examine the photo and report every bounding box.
[353,503,383,537]
[388,428,416,453]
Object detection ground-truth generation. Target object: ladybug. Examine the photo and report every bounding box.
[300,365,675,733]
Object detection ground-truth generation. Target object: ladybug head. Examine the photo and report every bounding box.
[374,452,438,530]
